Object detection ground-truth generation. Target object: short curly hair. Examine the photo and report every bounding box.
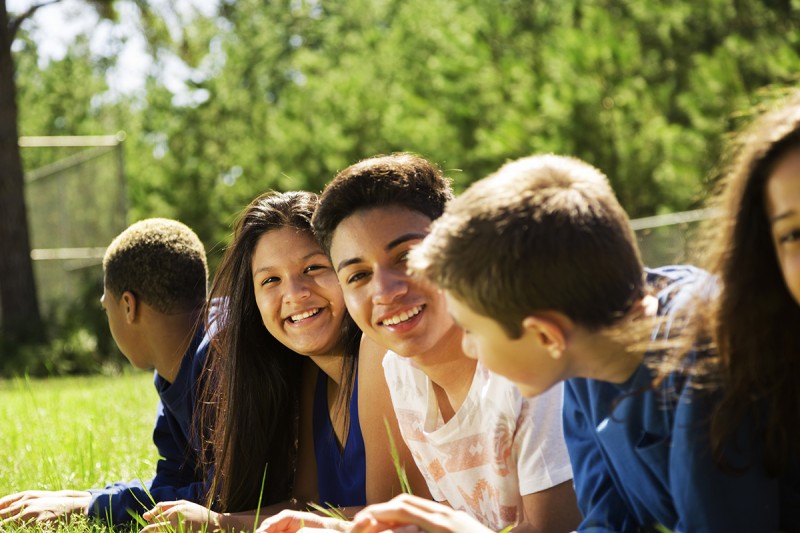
[103,218,208,314]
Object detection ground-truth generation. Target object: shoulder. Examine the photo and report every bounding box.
[645,265,716,314]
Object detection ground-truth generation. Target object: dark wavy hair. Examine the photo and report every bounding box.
[701,92,800,475]
[199,191,360,511]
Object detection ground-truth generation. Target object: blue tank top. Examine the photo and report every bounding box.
[312,366,366,507]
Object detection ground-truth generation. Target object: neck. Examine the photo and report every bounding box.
[148,309,202,383]
[410,326,477,421]
[566,295,657,383]
[309,352,347,386]
[567,330,643,383]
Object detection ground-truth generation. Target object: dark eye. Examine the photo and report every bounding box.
[780,229,800,244]
[305,264,328,274]
[261,276,279,286]
[346,272,368,284]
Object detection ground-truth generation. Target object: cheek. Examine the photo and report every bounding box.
[254,292,279,329]
[319,277,346,311]
[780,251,800,306]
[343,291,371,329]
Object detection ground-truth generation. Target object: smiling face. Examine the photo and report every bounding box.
[766,147,800,307]
[330,206,460,360]
[251,227,347,356]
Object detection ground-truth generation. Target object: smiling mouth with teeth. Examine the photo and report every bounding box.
[381,305,423,326]
[289,308,321,323]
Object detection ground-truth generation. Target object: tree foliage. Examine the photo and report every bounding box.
[5,0,800,373]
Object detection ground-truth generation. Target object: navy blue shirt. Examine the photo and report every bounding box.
[312,367,366,508]
[86,317,213,524]
[564,266,800,532]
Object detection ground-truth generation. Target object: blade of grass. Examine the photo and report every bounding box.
[383,417,412,495]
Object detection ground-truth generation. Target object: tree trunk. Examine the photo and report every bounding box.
[0,0,43,342]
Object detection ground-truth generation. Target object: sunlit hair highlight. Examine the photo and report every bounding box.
[312,152,453,254]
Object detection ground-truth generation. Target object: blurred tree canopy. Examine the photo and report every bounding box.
[4,0,799,374]
[13,0,800,261]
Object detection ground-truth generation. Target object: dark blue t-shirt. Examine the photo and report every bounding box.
[312,366,366,508]
[86,303,221,524]
[563,266,798,532]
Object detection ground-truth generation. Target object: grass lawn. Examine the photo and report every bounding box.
[0,371,160,532]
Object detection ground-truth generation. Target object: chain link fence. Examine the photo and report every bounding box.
[22,133,127,317]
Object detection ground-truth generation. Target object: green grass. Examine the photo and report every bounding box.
[0,371,160,532]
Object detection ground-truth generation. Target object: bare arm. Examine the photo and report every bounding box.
[513,480,580,533]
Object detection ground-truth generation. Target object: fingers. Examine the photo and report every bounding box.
[0,493,23,510]
[0,506,54,528]
[296,528,349,533]
[143,500,183,521]
[140,521,173,533]
[256,510,308,533]
[0,501,27,522]
[350,495,459,533]
[0,491,36,513]
[383,527,425,533]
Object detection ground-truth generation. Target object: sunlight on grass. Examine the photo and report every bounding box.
[0,372,160,532]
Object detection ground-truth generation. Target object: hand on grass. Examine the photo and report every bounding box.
[348,494,492,533]
[0,490,91,526]
[141,500,221,532]
[256,509,349,532]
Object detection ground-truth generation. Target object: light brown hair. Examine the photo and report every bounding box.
[410,154,644,338]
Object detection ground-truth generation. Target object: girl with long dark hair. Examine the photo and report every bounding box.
[140,191,418,532]
[678,92,800,530]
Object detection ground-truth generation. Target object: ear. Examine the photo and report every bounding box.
[521,315,566,359]
[120,291,138,324]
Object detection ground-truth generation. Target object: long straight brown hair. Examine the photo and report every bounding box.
[199,191,359,511]
[701,93,800,475]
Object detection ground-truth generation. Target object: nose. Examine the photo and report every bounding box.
[283,276,311,304]
[372,267,408,305]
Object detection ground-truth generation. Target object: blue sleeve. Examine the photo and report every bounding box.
[563,382,638,533]
[670,387,780,533]
[86,400,206,525]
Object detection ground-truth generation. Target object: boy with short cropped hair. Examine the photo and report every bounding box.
[311,153,579,533]
[0,218,211,526]
[389,154,719,532]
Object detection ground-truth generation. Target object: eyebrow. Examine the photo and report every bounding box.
[253,251,327,278]
[770,210,796,224]
[336,232,427,272]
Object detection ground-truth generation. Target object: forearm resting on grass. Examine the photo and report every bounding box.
[141,498,359,532]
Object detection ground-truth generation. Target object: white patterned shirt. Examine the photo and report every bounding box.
[383,352,573,530]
